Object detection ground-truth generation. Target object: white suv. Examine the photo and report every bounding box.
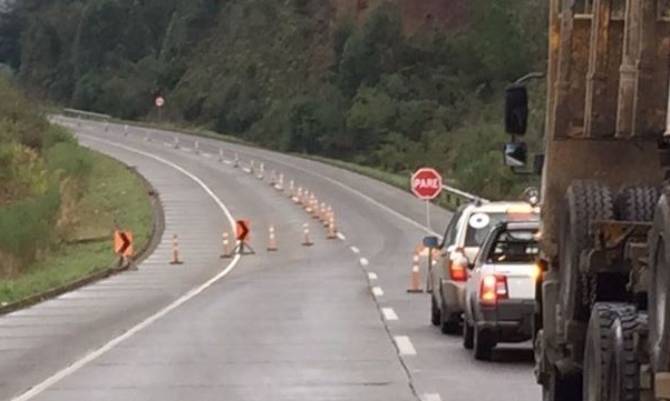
[427,201,537,334]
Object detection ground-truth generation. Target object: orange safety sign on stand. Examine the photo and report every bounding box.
[114,230,134,257]
[236,220,251,242]
[235,220,255,255]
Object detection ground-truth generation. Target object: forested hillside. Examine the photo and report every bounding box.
[0,0,547,199]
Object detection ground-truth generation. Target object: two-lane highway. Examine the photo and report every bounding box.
[0,118,538,401]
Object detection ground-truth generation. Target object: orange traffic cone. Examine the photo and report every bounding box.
[219,148,224,163]
[312,200,322,220]
[268,225,278,251]
[124,125,129,137]
[170,234,184,265]
[323,206,333,227]
[174,137,180,149]
[221,232,232,259]
[269,170,277,186]
[407,253,423,293]
[327,213,338,239]
[233,153,240,168]
[302,223,313,246]
[194,140,200,155]
[288,180,295,197]
[276,174,284,191]
[258,163,265,179]
[295,187,303,204]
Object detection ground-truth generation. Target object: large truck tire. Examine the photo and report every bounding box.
[616,185,661,222]
[648,190,670,372]
[582,303,617,401]
[542,366,581,401]
[608,305,639,401]
[558,181,614,344]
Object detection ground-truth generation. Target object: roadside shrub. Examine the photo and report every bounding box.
[0,184,61,270]
[45,142,93,180]
[43,125,76,149]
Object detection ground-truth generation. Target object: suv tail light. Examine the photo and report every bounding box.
[447,251,468,282]
[480,274,508,305]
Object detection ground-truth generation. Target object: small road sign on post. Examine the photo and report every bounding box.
[235,220,255,255]
[114,230,134,269]
[114,230,134,257]
[411,168,443,231]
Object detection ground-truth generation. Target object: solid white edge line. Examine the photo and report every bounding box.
[394,336,417,356]
[350,246,360,254]
[368,272,378,280]
[372,286,384,297]
[359,257,369,267]
[382,307,398,321]
[12,134,241,401]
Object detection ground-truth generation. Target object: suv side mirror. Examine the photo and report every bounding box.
[504,142,528,167]
[505,85,528,135]
[423,236,440,249]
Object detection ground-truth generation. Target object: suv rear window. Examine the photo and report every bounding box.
[464,212,506,247]
[487,229,539,263]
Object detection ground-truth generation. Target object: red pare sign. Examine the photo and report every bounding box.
[411,168,443,200]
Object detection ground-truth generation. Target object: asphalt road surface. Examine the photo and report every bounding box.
[0,118,539,401]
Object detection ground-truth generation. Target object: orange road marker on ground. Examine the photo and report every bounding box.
[302,223,314,247]
[407,252,423,293]
[268,225,278,251]
[170,234,184,265]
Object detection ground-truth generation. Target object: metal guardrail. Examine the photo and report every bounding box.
[62,108,111,121]
[440,184,489,209]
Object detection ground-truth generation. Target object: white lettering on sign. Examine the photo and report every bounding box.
[414,178,440,189]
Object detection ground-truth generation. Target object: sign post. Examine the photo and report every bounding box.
[155,96,165,122]
[411,167,443,232]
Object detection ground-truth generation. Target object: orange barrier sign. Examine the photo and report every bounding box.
[236,220,250,242]
[114,230,134,257]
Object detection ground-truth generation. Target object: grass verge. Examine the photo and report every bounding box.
[0,149,153,305]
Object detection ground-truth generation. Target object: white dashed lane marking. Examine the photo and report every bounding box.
[371,286,384,297]
[336,232,346,240]
[421,394,442,401]
[382,308,398,321]
[350,246,360,254]
[359,258,369,267]
[394,336,417,356]
[368,272,378,280]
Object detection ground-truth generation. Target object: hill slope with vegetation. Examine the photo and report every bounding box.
[0,78,153,304]
[0,0,547,199]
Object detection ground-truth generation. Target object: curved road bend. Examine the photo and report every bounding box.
[0,118,538,401]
